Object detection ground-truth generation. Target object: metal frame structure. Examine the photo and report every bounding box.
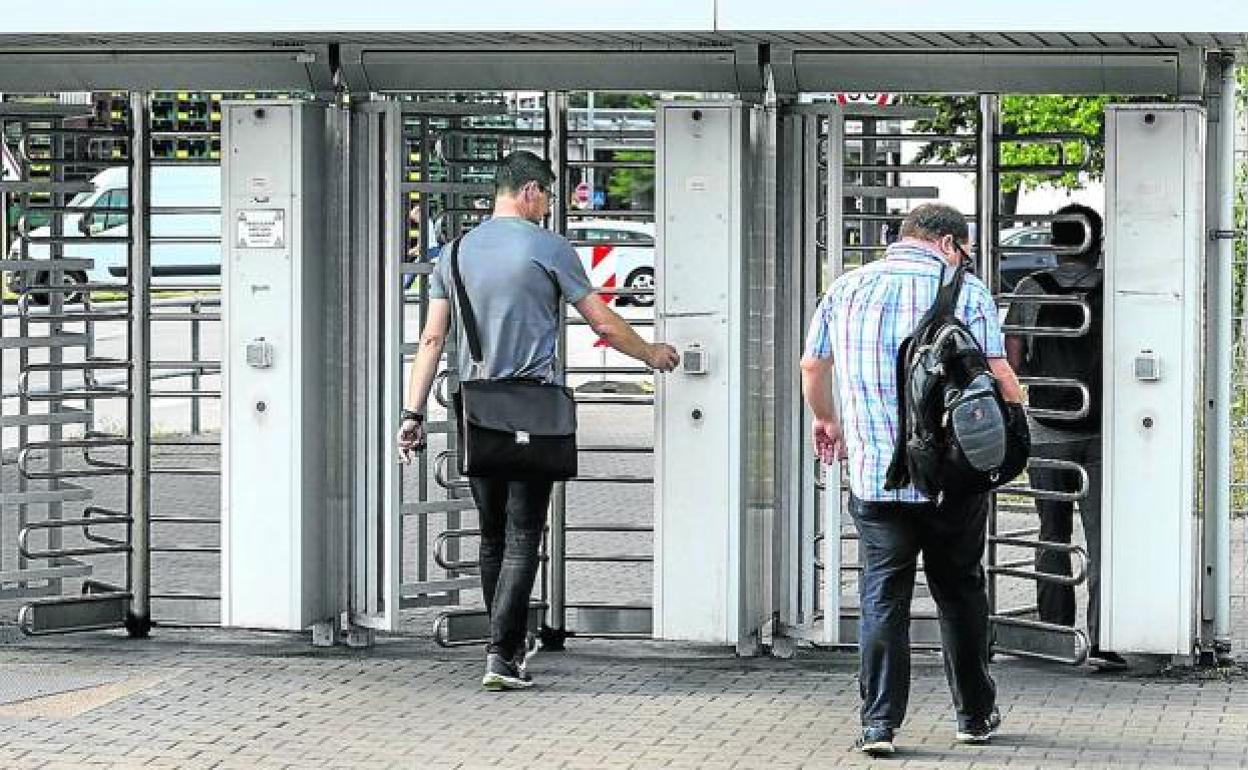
[0,27,1240,661]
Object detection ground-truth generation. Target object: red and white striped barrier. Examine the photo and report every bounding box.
[590,244,615,348]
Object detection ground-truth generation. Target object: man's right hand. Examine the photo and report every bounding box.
[396,417,426,464]
[645,343,680,372]
[812,418,848,464]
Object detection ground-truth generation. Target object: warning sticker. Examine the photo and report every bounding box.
[236,209,286,249]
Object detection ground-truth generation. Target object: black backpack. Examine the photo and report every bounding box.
[1018,270,1103,432]
[884,265,1030,501]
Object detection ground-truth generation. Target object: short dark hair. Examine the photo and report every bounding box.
[494,150,556,196]
[1051,203,1102,258]
[900,203,969,243]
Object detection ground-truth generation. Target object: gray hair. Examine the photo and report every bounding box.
[900,203,969,243]
[494,150,556,196]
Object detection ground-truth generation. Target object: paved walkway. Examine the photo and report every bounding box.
[0,628,1244,769]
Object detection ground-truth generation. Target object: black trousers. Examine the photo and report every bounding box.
[468,477,553,659]
[849,494,997,731]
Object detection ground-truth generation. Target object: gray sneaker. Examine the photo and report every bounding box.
[482,653,533,691]
[512,635,537,682]
[856,726,895,756]
[956,707,1002,744]
[511,643,531,683]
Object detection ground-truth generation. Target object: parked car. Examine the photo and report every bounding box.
[566,219,655,307]
[998,225,1056,291]
[7,164,221,303]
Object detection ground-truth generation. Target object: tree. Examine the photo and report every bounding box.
[905,94,1109,214]
[567,92,655,110]
[605,150,655,209]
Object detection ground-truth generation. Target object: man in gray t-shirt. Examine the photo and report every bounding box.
[428,215,592,383]
[396,151,678,690]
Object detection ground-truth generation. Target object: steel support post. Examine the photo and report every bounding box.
[1211,54,1237,656]
[320,96,353,646]
[978,93,1001,626]
[822,110,844,645]
[977,94,1001,292]
[127,92,152,638]
[545,90,569,649]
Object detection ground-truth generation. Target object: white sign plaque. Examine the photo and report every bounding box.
[237,209,286,249]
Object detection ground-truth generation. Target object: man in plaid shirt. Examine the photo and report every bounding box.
[800,204,1024,756]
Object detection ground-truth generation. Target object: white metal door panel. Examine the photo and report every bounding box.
[1102,104,1204,655]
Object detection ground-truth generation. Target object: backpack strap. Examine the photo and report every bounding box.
[883,263,965,491]
[933,263,966,321]
[884,335,914,490]
[914,263,966,331]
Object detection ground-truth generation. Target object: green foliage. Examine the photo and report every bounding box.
[605,150,655,208]
[998,95,1107,193]
[567,93,656,110]
[906,94,1106,195]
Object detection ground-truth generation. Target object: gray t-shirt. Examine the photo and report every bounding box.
[430,216,593,383]
[1004,260,1102,450]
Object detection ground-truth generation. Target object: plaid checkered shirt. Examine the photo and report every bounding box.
[803,241,1007,503]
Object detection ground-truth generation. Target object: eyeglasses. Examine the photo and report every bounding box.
[952,239,977,272]
[527,182,557,204]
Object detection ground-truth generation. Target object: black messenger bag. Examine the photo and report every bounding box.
[449,238,578,481]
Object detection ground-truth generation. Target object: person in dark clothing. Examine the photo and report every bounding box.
[1005,203,1127,670]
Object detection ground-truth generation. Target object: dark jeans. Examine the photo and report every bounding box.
[1028,438,1102,646]
[850,494,996,731]
[469,477,553,659]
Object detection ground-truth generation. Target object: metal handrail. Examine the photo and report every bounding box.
[990,615,1091,665]
[987,540,1089,587]
[433,450,470,492]
[433,530,480,572]
[82,431,131,470]
[998,294,1093,338]
[81,506,133,548]
[19,512,132,560]
[433,370,452,409]
[17,438,131,480]
[995,458,1090,503]
[1019,377,1092,421]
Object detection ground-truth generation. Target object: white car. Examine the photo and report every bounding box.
[999,225,1056,291]
[565,218,655,307]
[7,164,221,303]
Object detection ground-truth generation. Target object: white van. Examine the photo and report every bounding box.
[7,165,221,301]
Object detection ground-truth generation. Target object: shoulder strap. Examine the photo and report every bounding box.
[936,263,966,317]
[913,263,966,336]
[884,335,914,490]
[884,263,965,491]
[449,237,484,364]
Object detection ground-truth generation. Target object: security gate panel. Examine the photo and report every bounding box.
[221,101,332,631]
[654,101,772,648]
[1101,104,1205,655]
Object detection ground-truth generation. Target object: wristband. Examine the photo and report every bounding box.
[400,409,424,423]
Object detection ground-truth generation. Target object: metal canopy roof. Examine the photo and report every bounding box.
[0,30,1244,50]
[0,30,1240,93]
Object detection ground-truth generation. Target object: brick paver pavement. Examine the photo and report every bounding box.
[0,629,1244,769]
